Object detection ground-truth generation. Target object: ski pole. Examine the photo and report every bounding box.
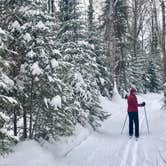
[121,113,128,134]
[144,106,150,134]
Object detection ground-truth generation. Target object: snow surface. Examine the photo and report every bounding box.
[50,95,62,110]
[51,59,59,68]
[31,62,43,76]
[23,33,32,42]
[1,93,166,166]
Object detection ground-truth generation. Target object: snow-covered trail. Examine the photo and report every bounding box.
[1,93,166,166]
[59,93,166,166]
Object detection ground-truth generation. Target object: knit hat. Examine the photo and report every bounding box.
[130,87,136,94]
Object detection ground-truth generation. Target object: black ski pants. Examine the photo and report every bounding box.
[128,112,139,137]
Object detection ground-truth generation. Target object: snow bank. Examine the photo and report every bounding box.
[0,141,63,166]
[44,124,91,158]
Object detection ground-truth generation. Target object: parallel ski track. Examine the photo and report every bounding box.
[118,112,145,166]
[63,108,148,166]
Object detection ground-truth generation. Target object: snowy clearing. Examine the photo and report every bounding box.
[0,93,166,166]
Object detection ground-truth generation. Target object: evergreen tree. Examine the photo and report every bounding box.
[113,0,128,96]
[142,13,161,93]
[87,0,112,98]
[0,25,17,154]
[127,39,148,92]
[100,0,128,96]
[145,60,160,92]
[57,0,109,129]
[1,0,77,140]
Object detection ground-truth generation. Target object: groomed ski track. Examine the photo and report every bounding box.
[61,93,166,166]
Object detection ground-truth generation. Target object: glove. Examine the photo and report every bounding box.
[141,102,145,107]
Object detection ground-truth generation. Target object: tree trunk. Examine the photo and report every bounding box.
[133,0,138,58]
[23,109,27,139]
[120,40,127,91]
[161,0,166,82]
[13,106,17,136]
[29,77,34,139]
[51,0,54,13]
[23,95,27,139]
[48,0,51,13]
[152,0,166,82]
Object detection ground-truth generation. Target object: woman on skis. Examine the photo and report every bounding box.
[127,88,145,139]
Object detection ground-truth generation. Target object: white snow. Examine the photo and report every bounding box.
[35,21,48,30]
[99,77,105,86]
[0,95,18,105]
[23,33,32,42]
[31,62,43,76]
[112,81,123,102]
[0,112,9,122]
[0,28,6,35]
[0,93,166,166]
[53,49,61,55]
[50,95,62,110]
[11,21,21,31]
[0,73,14,89]
[74,72,86,93]
[44,98,49,108]
[27,50,36,58]
[51,59,59,68]
[47,75,54,82]
[0,141,57,166]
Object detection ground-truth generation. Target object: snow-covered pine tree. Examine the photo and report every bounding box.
[112,0,128,96]
[0,25,17,154]
[87,0,112,98]
[57,0,109,129]
[127,37,148,93]
[100,0,128,97]
[147,13,161,92]
[4,0,77,140]
[141,10,161,93]
[145,61,160,92]
[126,0,150,92]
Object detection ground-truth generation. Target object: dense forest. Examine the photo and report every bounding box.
[0,0,165,153]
